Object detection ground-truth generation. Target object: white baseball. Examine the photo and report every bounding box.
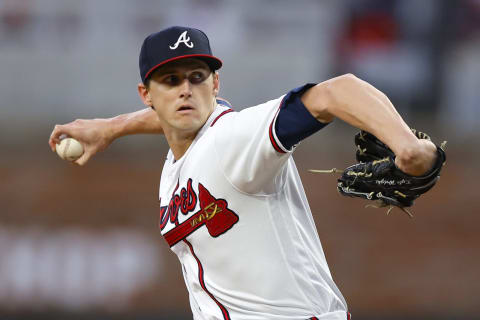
[56,138,84,161]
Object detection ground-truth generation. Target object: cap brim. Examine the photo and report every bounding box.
[144,54,222,81]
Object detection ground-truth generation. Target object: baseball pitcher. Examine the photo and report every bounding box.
[49,26,445,320]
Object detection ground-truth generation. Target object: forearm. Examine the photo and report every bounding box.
[302,74,417,155]
[49,107,163,166]
[109,107,163,139]
[302,74,437,175]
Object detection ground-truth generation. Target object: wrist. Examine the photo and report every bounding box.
[395,139,437,176]
[394,139,421,162]
[389,130,420,159]
[105,116,125,141]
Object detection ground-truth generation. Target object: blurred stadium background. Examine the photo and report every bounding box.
[0,0,479,319]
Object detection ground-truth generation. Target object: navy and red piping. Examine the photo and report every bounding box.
[184,239,231,320]
[211,109,234,127]
[268,97,287,153]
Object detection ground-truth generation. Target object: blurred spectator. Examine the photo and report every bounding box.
[336,0,449,116]
[440,0,480,135]
[0,0,33,43]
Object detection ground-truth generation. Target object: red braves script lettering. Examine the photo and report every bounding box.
[160,180,239,247]
[159,179,197,229]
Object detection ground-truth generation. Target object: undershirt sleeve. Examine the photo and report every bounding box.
[274,83,330,151]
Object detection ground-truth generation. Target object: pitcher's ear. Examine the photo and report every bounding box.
[137,83,153,107]
[213,72,219,96]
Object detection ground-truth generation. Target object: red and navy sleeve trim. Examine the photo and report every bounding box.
[269,105,287,153]
[269,83,329,152]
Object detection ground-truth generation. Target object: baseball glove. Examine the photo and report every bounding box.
[337,130,446,217]
[310,129,446,217]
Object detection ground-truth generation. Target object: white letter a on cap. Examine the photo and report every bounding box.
[169,31,194,50]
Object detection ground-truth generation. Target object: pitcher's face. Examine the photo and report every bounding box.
[143,58,219,135]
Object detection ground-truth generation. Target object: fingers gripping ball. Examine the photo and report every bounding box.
[56,138,84,161]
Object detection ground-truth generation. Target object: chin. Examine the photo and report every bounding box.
[176,121,203,133]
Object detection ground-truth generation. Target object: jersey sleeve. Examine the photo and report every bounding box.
[213,84,329,195]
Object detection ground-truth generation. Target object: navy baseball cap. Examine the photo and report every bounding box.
[139,26,222,83]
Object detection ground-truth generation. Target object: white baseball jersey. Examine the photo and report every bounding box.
[158,84,350,320]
